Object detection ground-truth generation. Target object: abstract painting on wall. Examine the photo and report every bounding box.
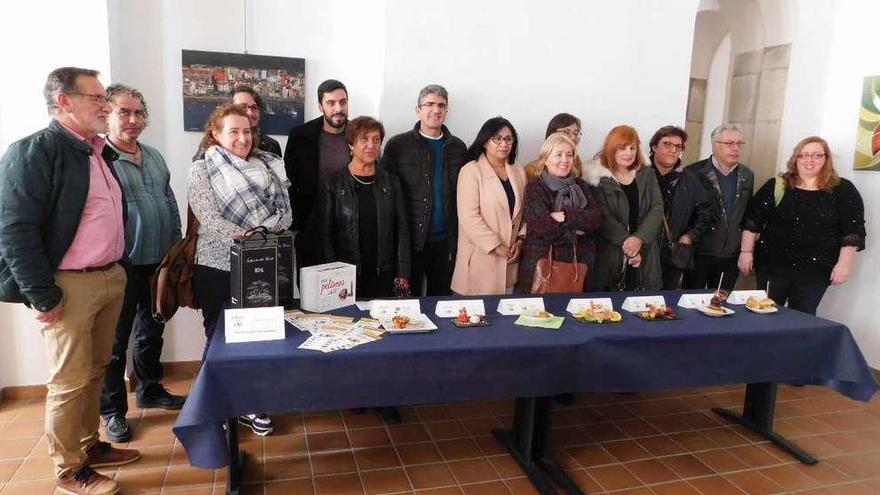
[182,50,305,135]
[854,75,880,170]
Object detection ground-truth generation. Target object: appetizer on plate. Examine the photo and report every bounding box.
[530,310,553,319]
[638,304,677,320]
[574,302,622,323]
[746,296,776,310]
[391,314,411,329]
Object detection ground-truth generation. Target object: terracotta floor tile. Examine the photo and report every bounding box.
[791,461,852,486]
[9,456,53,481]
[586,464,642,491]
[413,487,463,495]
[0,421,44,439]
[668,431,719,453]
[414,405,453,422]
[164,464,216,490]
[354,446,402,470]
[568,469,603,492]
[636,435,686,457]
[342,411,385,429]
[602,439,652,462]
[825,455,878,480]
[727,444,784,468]
[447,402,493,421]
[581,422,627,442]
[827,482,880,495]
[263,455,310,481]
[310,451,357,476]
[615,418,662,438]
[0,437,39,460]
[652,480,703,494]
[405,463,457,490]
[688,474,747,494]
[264,433,307,458]
[759,464,820,491]
[436,439,482,462]
[486,456,524,479]
[472,436,505,456]
[349,427,392,449]
[303,413,346,434]
[388,424,431,445]
[661,453,715,478]
[502,477,539,495]
[724,470,785,495]
[623,458,680,485]
[114,466,167,494]
[459,418,501,437]
[0,459,23,483]
[0,479,58,495]
[694,448,749,473]
[565,444,615,468]
[313,473,365,495]
[396,442,444,465]
[264,478,315,495]
[270,413,305,435]
[701,427,752,448]
[307,431,350,453]
[447,458,498,485]
[423,421,468,441]
[459,480,509,494]
[361,467,412,495]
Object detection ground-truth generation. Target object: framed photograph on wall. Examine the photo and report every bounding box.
[182,50,305,136]
[854,75,880,171]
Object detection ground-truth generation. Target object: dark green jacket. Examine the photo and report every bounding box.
[0,120,124,311]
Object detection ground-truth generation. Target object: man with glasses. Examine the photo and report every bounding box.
[100,84,185,445]
[0,67,140,495]
[648,126,714,289]
[231,85,282,156]
[685,123,754,291]
[284,79,350,270]
[380,85,467,295]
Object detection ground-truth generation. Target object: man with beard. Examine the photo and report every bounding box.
[100,84,185,444]
[284,79,350,269]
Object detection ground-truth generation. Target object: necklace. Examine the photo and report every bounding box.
[349,169,375,185]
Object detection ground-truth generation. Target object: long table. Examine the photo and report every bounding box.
[172,292,878,494]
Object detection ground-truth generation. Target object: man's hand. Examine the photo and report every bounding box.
[678,234,693,245]
[36,302,63,325]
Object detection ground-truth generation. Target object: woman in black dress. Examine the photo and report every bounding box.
[738,136,865,314]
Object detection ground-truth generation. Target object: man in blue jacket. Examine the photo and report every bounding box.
[0,67,140,495]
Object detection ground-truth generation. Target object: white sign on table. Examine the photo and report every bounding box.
[566,298,614,314]
[496,298,545,316]
[224,306,286,343]
[355,301,371,311]
[728,290,768,305]
[370,299,421,319]
[677,293,715,309]
[621,295,667,313]
[435,300,486,318]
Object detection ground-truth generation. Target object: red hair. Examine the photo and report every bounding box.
[593,125,645,171]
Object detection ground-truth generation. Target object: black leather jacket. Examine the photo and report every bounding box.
[316,167,411,278]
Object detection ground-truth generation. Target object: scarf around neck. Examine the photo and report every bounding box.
[540,169,588,211]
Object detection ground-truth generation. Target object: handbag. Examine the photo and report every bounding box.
[531,243,587,294]
[150,207,200,323]
[661,215,694,271]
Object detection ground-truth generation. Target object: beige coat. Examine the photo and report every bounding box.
[451,155,527,295]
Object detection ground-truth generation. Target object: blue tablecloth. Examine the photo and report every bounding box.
[173,291,878,469]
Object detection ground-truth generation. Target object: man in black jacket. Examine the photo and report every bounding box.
[0,67,140,495]
[379,85,467,295]
[648,125,714,289]
[284,79,350,270]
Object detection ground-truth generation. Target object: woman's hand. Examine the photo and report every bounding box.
[550,211,566,223]
[231,230,251,238]
[678,234,693,245]
[737,252,753,275]
[830,261,851,285]
[492,244,510,258]
[628,253,642,268]
[622,236,643,258]
[394,277,410,290]
[507,238,523,264]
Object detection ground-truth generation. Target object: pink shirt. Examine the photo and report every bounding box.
[57,123,125,270]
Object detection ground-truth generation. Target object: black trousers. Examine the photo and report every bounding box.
[757,267,829,315]
[193,265,230,360]
[100,263,165,418]
[661,265,683,290]
[683,255,738,292]
[410,238,454,297]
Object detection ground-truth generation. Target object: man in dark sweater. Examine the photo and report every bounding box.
[379,85,467,295]
[284,79,350,270]
[685,123,754,292]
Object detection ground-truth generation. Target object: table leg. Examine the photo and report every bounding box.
[492,397,586,495]
[712,382,817,465]
[226,418,244,495]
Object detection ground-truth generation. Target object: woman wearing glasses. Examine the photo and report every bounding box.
[738,136,865,314]
[584,125,663,291]
[525,113,585,180]
[451,117,527,295]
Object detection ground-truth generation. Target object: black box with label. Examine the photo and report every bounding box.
[230,236,278,308]
[274,230,295,308]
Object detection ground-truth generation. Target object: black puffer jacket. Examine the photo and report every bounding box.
[316,167,411,278]
[379,122,467,250]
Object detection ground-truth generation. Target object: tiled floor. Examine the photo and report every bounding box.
[1,374,879,494]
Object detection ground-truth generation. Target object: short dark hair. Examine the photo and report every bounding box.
[230,84,263,111]
[465,116,519,164]
[545,113,581,139]
[106,83,150,124]
[648,125,688,163]
[44,67,100,114]
[345,116,385,147]
[317,79,347,104]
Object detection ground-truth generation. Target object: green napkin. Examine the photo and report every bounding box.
[515,315,565,329]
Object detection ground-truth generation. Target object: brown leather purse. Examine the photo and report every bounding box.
[530,243,587,294]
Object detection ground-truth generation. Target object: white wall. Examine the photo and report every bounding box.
[779,0,880,367]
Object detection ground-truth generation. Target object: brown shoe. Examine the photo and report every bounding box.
[57,465,118,495]
[84,440,141,468]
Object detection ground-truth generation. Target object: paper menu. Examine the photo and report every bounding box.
[224,306,286,343]
[369,299,421,319]
[435,300,487,318]
[728,290,768,305]
[496,298,545,316]
[566,298,614,314]
[620,296,667,313]
[676,293,715,309]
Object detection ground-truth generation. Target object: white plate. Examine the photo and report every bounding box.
[746,305,779,314]
[380,314,438,333]
[697,306,735,317]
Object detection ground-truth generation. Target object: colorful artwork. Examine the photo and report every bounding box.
[182,50,305,135]
[854,75,880,170]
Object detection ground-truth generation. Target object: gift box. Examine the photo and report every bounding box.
[274,230,295,308]
[230,236,278,308]
[299,262,356,312]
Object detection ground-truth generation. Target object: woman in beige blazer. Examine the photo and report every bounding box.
[451,117,527,295]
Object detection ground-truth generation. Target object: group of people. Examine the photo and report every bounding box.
[0,66,867,495]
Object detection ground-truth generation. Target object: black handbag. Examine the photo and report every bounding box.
[662,216,694,271]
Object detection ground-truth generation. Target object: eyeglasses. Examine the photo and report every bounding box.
[715,140,746,148]
[797,152,826,160]
[558,129,583,138]
[659,140,685,151]
[490,135,514,145]
[418,102,448,110]
[69,92,110,105]
[238,103,260,112]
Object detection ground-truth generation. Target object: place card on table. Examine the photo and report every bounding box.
[566,298,614,314]
[435,299,487,318]
[355,300,371,311]
[496,297,545,316]
[677,293,715,309]
[370,299,421,319]
[224,306,286,343]
[621,295,667,313]
[728,290,768,305]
